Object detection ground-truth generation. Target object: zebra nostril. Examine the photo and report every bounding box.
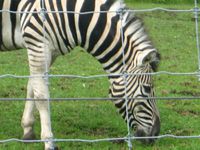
[134,117,160,145]
[134,129,145,137]
[134,129,155,144]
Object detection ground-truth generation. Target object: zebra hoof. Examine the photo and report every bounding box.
[46,146,59,150]
[22,132,36,141]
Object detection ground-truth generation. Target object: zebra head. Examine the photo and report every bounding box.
[130,64,160,144]
[109,56,160,144]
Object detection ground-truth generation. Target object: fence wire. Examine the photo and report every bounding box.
[0,1,200,149]
[1,97,200,102]
[0,71,199,79]
[0,7,198,14]
[1,134,200,144]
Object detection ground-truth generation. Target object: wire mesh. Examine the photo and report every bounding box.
[0,0,200,149]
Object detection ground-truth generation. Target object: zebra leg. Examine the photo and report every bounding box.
[21,79,36,140]
[25,47,57,149]
[32,77,57,150]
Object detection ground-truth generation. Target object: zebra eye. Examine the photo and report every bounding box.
[143,85,151,93]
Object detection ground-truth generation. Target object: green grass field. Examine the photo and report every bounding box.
[1,1,200,150]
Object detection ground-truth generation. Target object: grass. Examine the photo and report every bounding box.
[1,1,200,150]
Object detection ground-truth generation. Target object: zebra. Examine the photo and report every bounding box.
[0,0,160,149]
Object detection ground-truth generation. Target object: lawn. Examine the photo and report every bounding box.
[0,1,200,150]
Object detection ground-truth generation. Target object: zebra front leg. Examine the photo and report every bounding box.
[32,77,57,150]
[24,31,57,148]
[21,79,36,140]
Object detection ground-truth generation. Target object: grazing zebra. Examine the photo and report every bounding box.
[0,0,160,149]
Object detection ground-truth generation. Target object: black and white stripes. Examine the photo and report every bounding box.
[0,0,22,50]
[0,0,160,147]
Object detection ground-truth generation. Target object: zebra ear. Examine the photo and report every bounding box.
[143,51,160,71]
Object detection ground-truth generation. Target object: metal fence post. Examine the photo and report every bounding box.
[194,0,200,81]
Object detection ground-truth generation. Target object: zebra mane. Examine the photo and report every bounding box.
[118,2,160,72]
[95,0,161,72]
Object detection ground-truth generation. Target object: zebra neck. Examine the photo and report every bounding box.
[83,10,157,75]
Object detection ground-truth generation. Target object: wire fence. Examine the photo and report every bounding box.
[0,0,200,150]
